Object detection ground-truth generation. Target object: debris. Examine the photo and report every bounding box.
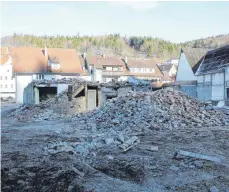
[117,133,125,143]
[210,186,218,192]
[119,136,140,152]
[104,138,114,145]
[76,145,89,156]
[193,160,204,169]
[91,157,147,184]
[138,145,159,152]
[72,167,85,177]
[169,165,180,171]
[174,150,224,164]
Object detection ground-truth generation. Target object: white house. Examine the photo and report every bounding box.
[176,48,208,81]
[195,44,229,102]
[0,47,16,98]
[12,47,90,103]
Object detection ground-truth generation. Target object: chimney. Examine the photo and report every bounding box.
[125,56,128,64]
[44,45,48,58]
[83,52,86,59]
[44,46,49,71]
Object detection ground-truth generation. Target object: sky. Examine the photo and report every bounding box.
[1,1,229,43]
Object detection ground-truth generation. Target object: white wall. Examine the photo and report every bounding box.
[225,66,229,99]
[0,56,16,98]
[169,65,177,77]
[80,76,91,81]
[204,74,211,82]
[197,75,204,83]
[129,67,154,73]
[95,69,102,82]
[212,72,224,101]
[225,66,229,82]
[16,75,33,103]
[176,52,196,81]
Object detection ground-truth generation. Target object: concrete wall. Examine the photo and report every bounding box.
[16,75,33,103]
[165,81,197,98]
[197,75,212,101]
[178,85,197,98]
[23,82,34,105]
[176,52,196,81]
[57,84,69,95]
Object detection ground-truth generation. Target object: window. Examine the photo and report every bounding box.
[0,84,2,88]
[11,84,13,88]
[149,69,153,72]
[0,76,2,80]
[51,63,60,70]
[5,76,7,80]
[5,85,7,89]
[11,76,13,80]
[7,69,9,72]
[37,74,44,80]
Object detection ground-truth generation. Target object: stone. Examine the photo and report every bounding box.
[210,186,218,192]
[117,133,125,143]
[169,165,180,171]
[193,160,204,168]
[75,145,89,156]
[105,138,114,145]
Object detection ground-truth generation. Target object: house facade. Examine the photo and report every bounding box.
[195,45,229,102]
[158,63,177,82]
[13,47,90,103]
[176,48,208,81]
[0,47,16,98]
[120,57,163,81]
[86,55,124,83]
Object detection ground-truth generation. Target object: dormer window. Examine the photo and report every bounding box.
[49,57,60,70]
[51,62,60,70]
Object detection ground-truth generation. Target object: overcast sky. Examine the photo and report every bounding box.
[1,1,229,43]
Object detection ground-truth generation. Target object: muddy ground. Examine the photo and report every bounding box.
[1,104,229,192]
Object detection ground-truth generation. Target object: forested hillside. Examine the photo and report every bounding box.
[1,33,229,60]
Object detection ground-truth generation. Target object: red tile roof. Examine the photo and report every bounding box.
[86,55,124,69]
[12,47,83,74]
[127,59,159,68]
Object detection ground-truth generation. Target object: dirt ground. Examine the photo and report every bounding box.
[1,103,229,192]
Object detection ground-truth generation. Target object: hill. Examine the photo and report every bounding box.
[1,33,229,61]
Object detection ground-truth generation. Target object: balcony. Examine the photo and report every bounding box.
[102,70,124,76]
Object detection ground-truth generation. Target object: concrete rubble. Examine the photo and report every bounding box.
[8,79,152,122]
[2,84,229,191]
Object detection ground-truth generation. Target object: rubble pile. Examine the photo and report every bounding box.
[9,79,153,121]
[78,89,229,133]
[9,90,73,121]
